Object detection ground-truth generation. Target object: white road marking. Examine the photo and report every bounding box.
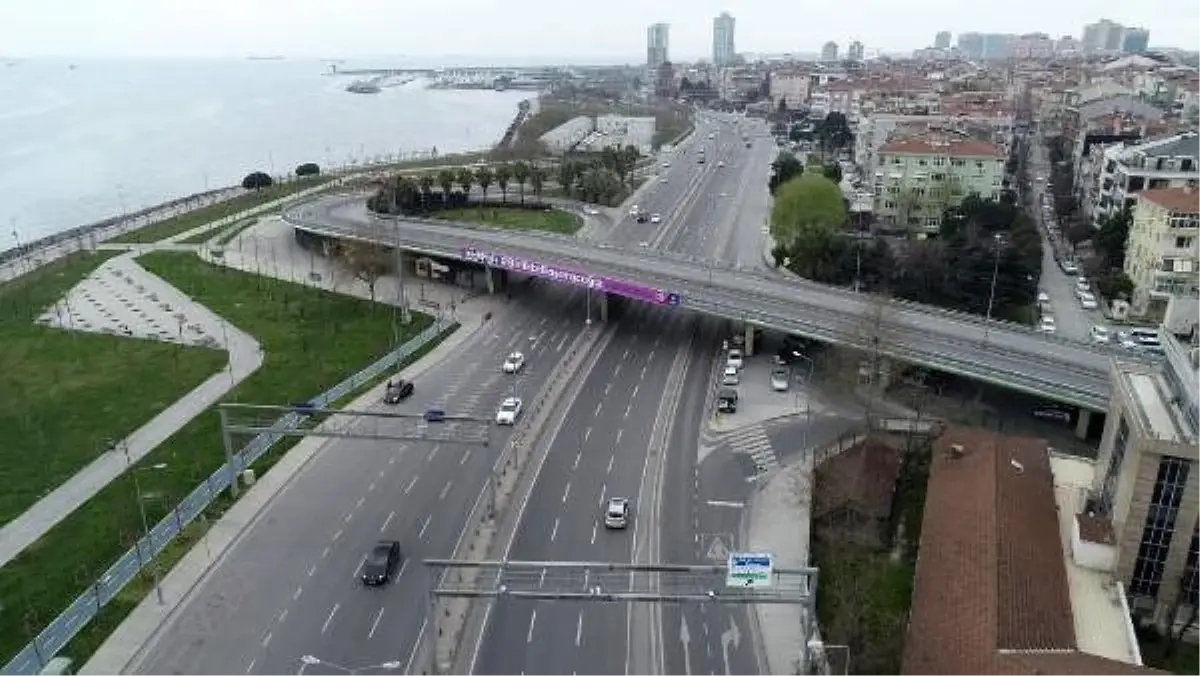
[624,402,632,417]
[632,384,639,399]
[355,496,365,510]
[539,568,547,587]
[607,456,614,474]
[551,517,560,542]
[293,585,303,600]
[527,610,538,643]
[398,559,409,579]
[647,350,655,362]
[368,481,376,492]
[706,500,745,509]
[460,450,470,465]
[419,515,432,539]
[591,521,598,544]
[381,511,395,532]
[622,348,630,360]
[369,607,385,638]
[378,469,385,478]
[596,400,603,414]
[355,555,367,577]
[333,528,343,541]
[573,452,581,470]
[245,658,256,673]
[584,426,592,441]
[427,446,439,462]
[389,456,396,465]
[439,481,453,500]
[616,429,623,444]
[321,603,339,634]
[562,482,571,503]
[404,476,418,494]
[604,383,611,396]
[556,332,569,352]
[343,512,353,524]
[261,631,272,647]
[321,546,330,559]
[600,484,607,504]
[576,612,584,646]
[278,608,288,623]
[308,564,317,577]
[640,365,647,379]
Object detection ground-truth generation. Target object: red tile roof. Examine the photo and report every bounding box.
[901,427,1166,675]
[879,137,1006,158]
[1139,187,1200,215]
[812,440,902,522]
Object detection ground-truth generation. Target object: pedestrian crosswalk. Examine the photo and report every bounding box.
[725,425,779,473]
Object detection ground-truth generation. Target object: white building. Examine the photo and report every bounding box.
[1125,187,1200,317]
[712,12,736,67]
[578,115,656,156]
[539,116,595,154]
[647,23,670,68]
[769,70,811,110]
[1088,132,1200,227]
[821,41,838,62]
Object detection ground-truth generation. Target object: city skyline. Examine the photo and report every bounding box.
[0,0,1195,59]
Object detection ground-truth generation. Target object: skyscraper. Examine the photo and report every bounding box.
[1082,19,1124,52]
[712,12,736,66]
[1121,27,1150,53]
[934,31,952,49]
[821,41,838,61]
[956,32,984,59]
[847,40,864,61]
[647,23,670,68]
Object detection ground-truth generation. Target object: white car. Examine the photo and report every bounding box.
[1036,291,1050,305]
[495,397,523,425]
[1078,293,1098,310]
[502,352,525,373]
[662,162,671,168]
[650,214,662,224]
[726,349,744,370]
[770,368,790,392]
[717,161,725,168]
[604,497,630,529]
[1090,325,1111,344]
[722,366,740,386]
[629,205,640,216]
[1038,316,1057,334]
[1076,277,1090,292]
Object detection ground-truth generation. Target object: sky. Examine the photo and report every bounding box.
[0,0,1196,61]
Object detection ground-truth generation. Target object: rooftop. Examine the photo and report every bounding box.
[1139,187,1200,214]
[879,137,1005,158]
[901,427,1163,675]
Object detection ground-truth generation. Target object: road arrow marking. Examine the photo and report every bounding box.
[680,614,693,676]
[720,616,741,675]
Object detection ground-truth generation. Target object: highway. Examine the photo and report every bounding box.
[132,284,591,675]
[283,140,1133,410]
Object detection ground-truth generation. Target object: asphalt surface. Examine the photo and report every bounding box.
[133,283,593,676]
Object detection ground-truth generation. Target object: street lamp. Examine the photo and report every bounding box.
[111,439,168,606]
[299,655,402,674]
[806,639,850,675]
[984,233,1004,341]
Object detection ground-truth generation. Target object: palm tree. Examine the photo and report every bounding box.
[557,161,578,198]
[512,161,530,204]
[437,169,456,201]
[529,165,546,204]
[474,166,494,204]
[456,167,474,196]
[494,164,512,203]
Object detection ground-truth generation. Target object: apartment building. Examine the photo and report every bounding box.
[1125,188,1200,317]
[855,112,1012,177]
[1088,132,1200,227]
[768,69,811,110]
[873,137,1006,232]
[1015,33,1055,60]
[1090,330,1198,629]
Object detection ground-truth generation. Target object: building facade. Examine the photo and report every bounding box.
[1087,132,1200,227]
[873,138,1006,232]
[847,40,864,62]
[712,12,736,67]
[1122,28,1151,54]
[646,23,670,68]
[957,32,983,59]
[1090,331,1199,629]
[1125,188,1200,317]
[934,31,951,50]
[821,41,838,62]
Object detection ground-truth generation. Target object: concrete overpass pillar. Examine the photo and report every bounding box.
[743,324,757,356]
[1075,409,1092,440]
[484,265,497,294]
[598,292,609,323]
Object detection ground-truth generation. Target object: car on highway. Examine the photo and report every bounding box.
[1032,407,1071,424]
[1038,316,1057,334]
[722,365,741,386]
[650,213,662,224]
[424,407,446,423]
[502,352,526,374]
[495,397,523,425]
[383,378,414,404]
[726,349,744,370]
[659,177,668,184]
[361,540,402,586]
[1078,292,1098,310]
[770,368,790,392]
[1060,259,1079,275]
[604,497,630,529]
[636,213,649,223]
[717,161,725,168]
[662,161,671,168]
[1037,291,1050,305]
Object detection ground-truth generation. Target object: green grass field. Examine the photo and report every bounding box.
[0,252,228,528]
[107,177,331,245]
[433,205,582,235]
[0,252,440,667]
[175,217,260,246]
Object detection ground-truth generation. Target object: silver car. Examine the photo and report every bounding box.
[770,369,790,392]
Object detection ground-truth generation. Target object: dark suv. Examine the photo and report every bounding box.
[361,540,402,586]
[384,379,414,404]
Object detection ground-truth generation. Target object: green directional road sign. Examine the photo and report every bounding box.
[726,552,773,588]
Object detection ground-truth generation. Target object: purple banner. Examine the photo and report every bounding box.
[461,247,681,307]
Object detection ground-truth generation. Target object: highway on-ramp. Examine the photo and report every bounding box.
[132,285,591,675]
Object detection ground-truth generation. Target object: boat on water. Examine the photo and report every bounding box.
[346,81,382,94]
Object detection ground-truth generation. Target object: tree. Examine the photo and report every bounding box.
[417,174,435,207]
[822,163,843,184]
[768,152,804,195]
[529,165,546,203]
[456,167,474,195]
[817,111,854,151]
[494,164,512,203]
[340,239,392,304]
[558,161,578,197]
[770,174,848,279]
[1096,270,1135,300]
[1095,207,1133,268]
[437,169,456,201]
[295,162,321,177]
[512,161,530,204]
[242,171,273,190]
[622,145,641,184]
[474,166,494,203]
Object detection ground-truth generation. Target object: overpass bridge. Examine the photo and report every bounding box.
[283,195,1145,412]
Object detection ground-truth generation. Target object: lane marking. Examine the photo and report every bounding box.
[419,515,432,539]
[591,521,598,545]
[647,349,655,362]
[562,482,571,504]
[576,612,584,646]
[369,607,385,638]
[333,528,343,541]
[367,481,376,492]
[261,631,272,647]
[622,348,630,360]
[596,400,603,414]
[389,456,396,465]
[584,426,592,441]
[343,512,353,524]
[632,384,640,399]
[245,658,256,674]
[355,496,365,510]
[278,607,288,623]
[640,364,647,379]
[706,500,745,509]
[599,484,607,505]
[426,446,439,462]
[604,383,611,396]
[321,546,330,559]
[439,481,453,500]
[527,610,538,643]
[607,455,614,474]
[550,517,560,542]
[355,554,367,577]
[539,568,547,587]
[460,450,470,465]
[308,564,317,577]
[398,559,409,580]
[616,429,623,444]
[381,511,395,532]
[321,603,340,634]
[573,451,581,470]
[404,476,418,494]
[378,469,385,478]
[293,585,303,600]
[624,402,632,417]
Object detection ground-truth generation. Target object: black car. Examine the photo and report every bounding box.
[384,379,414,404]
[361,540,402,586]
[636,213,648,223]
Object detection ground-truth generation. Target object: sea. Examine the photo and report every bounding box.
[0,58,534,248]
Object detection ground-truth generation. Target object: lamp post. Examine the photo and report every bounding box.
[806,639,850,675]
[112,439,168,606]
[984,233,1004,341]
[299,655,402,674]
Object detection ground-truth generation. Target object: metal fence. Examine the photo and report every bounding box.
[2,318,455,675]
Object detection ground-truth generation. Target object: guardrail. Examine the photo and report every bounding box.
[2,318,456,675]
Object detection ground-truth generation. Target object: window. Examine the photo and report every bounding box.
[1176,236,1195,249]
[887,186,900,194]
[1130,456,1192,599]
[932,156,946,167]
[891,157,902,165]
[917,159,928,167]
[1097,417,1130,515]
[1184,158,1195,172]
[884,200,896,209]
[932,173,945,181]
[1127,175,1146,192]
[951,159,965,168]
[924,216,940,226]
[975,161,985,169]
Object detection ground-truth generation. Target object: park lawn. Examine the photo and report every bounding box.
[0,251,228,528]
[0,252,437,668]
[107,177,331,245]
[175,217,259,246]
[434,206,582,235]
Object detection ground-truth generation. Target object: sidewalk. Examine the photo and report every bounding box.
[0,252,264,567]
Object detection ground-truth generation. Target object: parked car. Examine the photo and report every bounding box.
[722,365,741,386]
[1036,291,1050,305]
[717,387,738,413]
[726,349,744,370]
[1060,259,1079,275]
[383,379,414,404]
[650,213,662,224]
[1090,325,1111,344]
[1078,293,1098,310]
[1038,316,1057,334]
[770,368,790,392]
[424,407,446,423]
